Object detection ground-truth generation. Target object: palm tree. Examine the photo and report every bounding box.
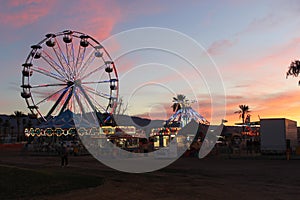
[234,105,251,124]
[286,60,300,84]
[11,111,25,142]
[171,94,186,112]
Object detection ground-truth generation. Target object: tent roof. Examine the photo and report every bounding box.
[38,109,75,129]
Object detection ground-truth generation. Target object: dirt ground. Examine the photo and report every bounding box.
[1,149,300,200]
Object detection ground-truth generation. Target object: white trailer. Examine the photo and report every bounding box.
[260,118,298,154]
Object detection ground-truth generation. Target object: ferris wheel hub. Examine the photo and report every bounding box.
[74,79,82,86]
[67,81,74,87]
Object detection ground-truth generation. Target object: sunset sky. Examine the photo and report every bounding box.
[1,0,300,125]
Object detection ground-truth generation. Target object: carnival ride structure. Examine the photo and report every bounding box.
[165,97,209,128]
[21,30,118,125]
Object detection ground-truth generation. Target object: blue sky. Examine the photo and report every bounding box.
[1,0,300,125]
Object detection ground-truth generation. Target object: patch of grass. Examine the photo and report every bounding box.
[0,166,104,199]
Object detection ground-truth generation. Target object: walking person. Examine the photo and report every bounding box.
[60,143,69,167]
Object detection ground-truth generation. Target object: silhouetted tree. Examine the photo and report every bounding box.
[234,105,251,124]
[171,94,186,112]
[286,60,300,84]
[11,111,25,142]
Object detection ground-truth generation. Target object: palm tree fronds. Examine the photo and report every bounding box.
[286,60,300,78]
[235,104,251,124]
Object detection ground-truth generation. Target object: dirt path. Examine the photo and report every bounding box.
[1,150,300,200]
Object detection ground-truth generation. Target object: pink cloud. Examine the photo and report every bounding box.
[145,71,185,85]
[242,37,300,74]
[61,0,122,41]
[135,96,214,123]
[167,89,300,125]
[131,89,300,126]
[223,36,300,91]
[258,37,300,67]
[58,1,167,42]
[0,0,170,45]
[239,14,280,35]
[0,0,55,28]
[117,1,167,18]
[115,59,136,76]
[255,90,300,112]
[136,103,173,121]
[206,39,237,55]
[219,89,300,125]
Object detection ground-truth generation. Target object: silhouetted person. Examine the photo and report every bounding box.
[60,143,68,167]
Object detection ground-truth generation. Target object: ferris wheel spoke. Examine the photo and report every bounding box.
[77,85,97,112]
[83,88,107,111]
[59,86,74,115]
[79,64,105,80]
[71,43,76,76]
[77,84,104,124]
[35,87,66,106]
[74,45,86,77]
[83,97,99,124]
[82,85,111,99]
[52,38,72,79]
[31,83,68,88]
[45,87,70,119]
[54,37,69,65]
[65,42,76,77]
[41,49,69,78]
[77,50,96,79]
[91,96,107,113]
[31,66,66,82]
[81,80,111,84]
[75,88,89,115]
[65,42,74,67]
[74,91,87,115]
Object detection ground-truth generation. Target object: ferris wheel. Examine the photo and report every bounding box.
[21,30,118,123]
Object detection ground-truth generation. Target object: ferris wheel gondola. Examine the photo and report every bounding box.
[21,30,118,124]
